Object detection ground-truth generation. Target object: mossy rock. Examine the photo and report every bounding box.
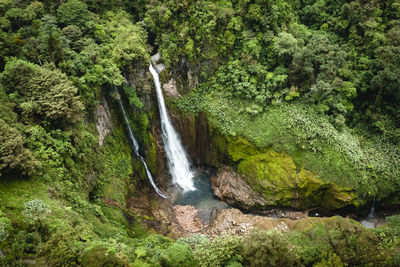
[226,135,357,210]
[145,133,158,175]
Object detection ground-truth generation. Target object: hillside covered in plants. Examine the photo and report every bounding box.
[1,0,400,266]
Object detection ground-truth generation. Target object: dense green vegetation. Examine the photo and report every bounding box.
[159,0,400,204]
[0,0,399,266]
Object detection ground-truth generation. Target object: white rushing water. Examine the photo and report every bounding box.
[149,64,195,191]
[114,87,168,198]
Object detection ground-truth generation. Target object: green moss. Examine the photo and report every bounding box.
[103,176,127,206]
[145,133,158,175]
[236,149,297,206]
[223,135,358,209]
[132,221,151,238]
[202,127,227,167]
[101,206,129,229]
[79,243,130,267]
[227,135,261,161]
[322,184,358,210]
[175,90,399,203]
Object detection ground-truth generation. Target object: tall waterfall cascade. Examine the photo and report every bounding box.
[114,87,168,198]
[149,63,196,192]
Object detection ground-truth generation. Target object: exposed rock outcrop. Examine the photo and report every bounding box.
[169,106,357,211]
[163,78,181,98]
[95,98,112,146]
[227,136,356,210]
[207,208,324,236]
[173,205,206,232]
[211,166,268,210]
[150,53,165,73]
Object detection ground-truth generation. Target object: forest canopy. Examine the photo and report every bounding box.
[0,0,400,266]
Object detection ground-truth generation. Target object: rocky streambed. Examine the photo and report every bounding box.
[165,168,392,237]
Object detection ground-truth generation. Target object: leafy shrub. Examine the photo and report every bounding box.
[79,243,130,267]
[10,230,41,258]
[162,243,198,267]
[22,199,51,225]
[38,225,93,266]
[241,229,300,267]
[57,0,91,28]
[0,210,11,242]
[193,235,242,267]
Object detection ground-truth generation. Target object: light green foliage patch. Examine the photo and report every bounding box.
[288,216,396,266]
[163,243,199,267]
[192,235,242,267]
[241,229,300,267]
[176,90,400,203]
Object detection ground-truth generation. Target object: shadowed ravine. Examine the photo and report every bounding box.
[114,86,168,198]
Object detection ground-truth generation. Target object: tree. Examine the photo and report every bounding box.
[57,0,91,28]
[163,243,198,267]
[38,15,63,64]
[0,118,38,176]
[241,229,300,267]
[274,32,299,66]
[101,11,149,68]
[1,58,84,124]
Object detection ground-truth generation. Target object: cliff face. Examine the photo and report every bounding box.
[163,103,356,211]
[138,61,358,212]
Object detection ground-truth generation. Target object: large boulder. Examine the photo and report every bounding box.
[211,167,268,210]
[212,136,357,211]
[166,94,358,211]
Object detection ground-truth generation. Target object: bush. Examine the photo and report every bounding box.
[38,225,93,266]
[193,235,242,267]
[241,229,300,267]
[22,199,51,225]
[0,210,11,242]
[79,243,130,267]
[57,0,91,28]
[163,243,198,267]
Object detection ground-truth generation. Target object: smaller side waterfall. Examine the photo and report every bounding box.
[114,87,167,198]
[149,63,195,191]
[368,199,376,218]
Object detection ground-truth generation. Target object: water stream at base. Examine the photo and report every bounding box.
[173,171,228,224]
[360,198,382,229]
[114,87,167,198]
[149,63,195,192]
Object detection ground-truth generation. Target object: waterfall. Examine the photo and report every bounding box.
[149,64,195,191]
[368,198,376,218]
[114,87,168,198]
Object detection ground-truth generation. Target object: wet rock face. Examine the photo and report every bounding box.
[163,78,181,98]
[154,61,358,212]
[95,97,112,146]
[211,166,268,210]
[170,105,357,211]
[150,53,165,73]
